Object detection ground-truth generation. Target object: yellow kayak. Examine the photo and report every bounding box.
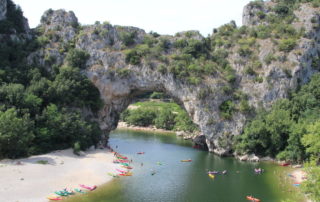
[208,173,215,179]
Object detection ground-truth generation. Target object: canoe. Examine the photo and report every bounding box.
[181,159,192,162]
[47,196,63,200]
[246,196,261,202]
[280,163,290,166]
[208,173,215,179]
[79,184,97,191]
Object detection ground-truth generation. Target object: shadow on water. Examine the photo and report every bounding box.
[65,129,305,202]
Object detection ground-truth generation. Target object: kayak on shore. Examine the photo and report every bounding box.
[79,184,97,191]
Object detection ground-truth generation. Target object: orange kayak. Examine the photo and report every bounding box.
[246,196,261,202]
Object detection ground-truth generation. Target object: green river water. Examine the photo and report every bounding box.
[66,129,305,202]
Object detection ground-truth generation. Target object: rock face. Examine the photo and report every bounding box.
[28,3,320,156]
[0,0,6,21]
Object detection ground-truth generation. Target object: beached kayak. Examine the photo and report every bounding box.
[47,196,63,200]
[79,184,97,191]
[54,191,68,196]
[246,195,261,202]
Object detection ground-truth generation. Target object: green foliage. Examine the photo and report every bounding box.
[66,49,90,69]
[264,53,277,64]
[0,108,34,158]
[219,100,235,120]
[120,31,136,46]
[302,122,320,161]
[33,104,101,154]
[278,38,297,52]
[235,73,320,162]
[124,108,156,127]
[121,100,197,132]
[155,108,176,130]
[73,141,81,155]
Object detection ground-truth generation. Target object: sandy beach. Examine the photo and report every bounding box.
[0,148,121,202]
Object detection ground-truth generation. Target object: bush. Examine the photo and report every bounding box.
[120,31,136,46]
[125,49,141,65]
[66,49,90,69]
[278,38,297,52]
[219,100,235,120]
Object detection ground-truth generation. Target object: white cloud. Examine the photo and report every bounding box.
[13,0,251,36]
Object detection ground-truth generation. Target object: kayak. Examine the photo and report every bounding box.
[54,191,68,196]
[74,188,86,194]
[63,189,75,195]
[208,171,219,174]
[181,159,192,162]
[280,163,290,166]
[208,173,215,179]
[79,184,97,191]
[116,168,126,173]
[47,196,63,200]
[246,196,261,202]
[120,163,129,166]
[137,152,145,154]
[119,172,132,176]
[121,165,133,169]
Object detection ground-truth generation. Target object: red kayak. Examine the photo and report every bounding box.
[79,184,97,191]
[280,163,290,166]
[246,196,261,202]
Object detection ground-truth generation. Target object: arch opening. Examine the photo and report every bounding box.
[109,90,208,151]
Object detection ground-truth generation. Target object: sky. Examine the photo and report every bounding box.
[13,0,252,36]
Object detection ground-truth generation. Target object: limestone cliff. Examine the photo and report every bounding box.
[23,1,320,155]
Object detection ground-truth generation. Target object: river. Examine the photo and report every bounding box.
[66,129,304,202]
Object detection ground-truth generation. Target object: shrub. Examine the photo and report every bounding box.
[125,49,141,65]
[219,100,235,120]
[66,49,90,69]
[264,53,277,64]
[278,38,297,52]
[120,31,136,46]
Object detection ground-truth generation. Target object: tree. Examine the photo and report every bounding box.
[302,121,320,162]
[155,108,176,130]
[0,108,34,158]
[66,49,90,69]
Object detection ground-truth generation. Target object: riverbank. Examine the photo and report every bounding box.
[117,121,176,135]
[0,148,120,202]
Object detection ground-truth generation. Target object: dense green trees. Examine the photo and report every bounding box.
[235,73,320,162]
[0,108,34,158]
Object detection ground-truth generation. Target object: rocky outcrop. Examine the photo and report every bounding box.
[0,0,6,21]
[27,2,320,156]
